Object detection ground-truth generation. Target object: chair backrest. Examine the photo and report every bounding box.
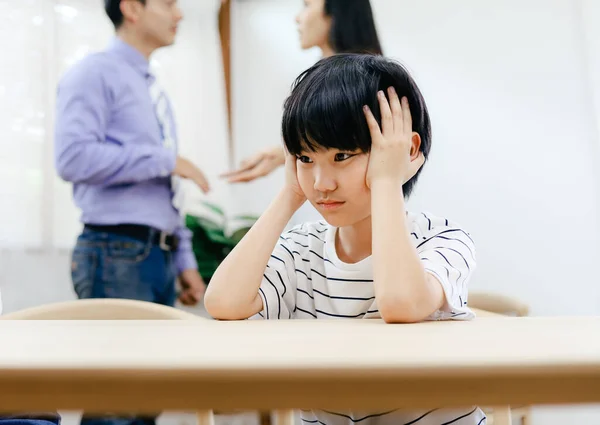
[468,291,529,317]
[0,299,215,424]
[0,298,204,321]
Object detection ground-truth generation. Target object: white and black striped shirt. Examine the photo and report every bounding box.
[253,212,485,425]
[256,212,476,322]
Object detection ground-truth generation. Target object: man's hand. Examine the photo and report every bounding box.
[363,87,424,190]
[173,156,210,193]
[178,268,206,306]
[221,146,285,183]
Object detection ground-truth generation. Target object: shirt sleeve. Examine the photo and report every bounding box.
[252,235,298,320]
[54,57,176,186]
[173,216,198,275]
[416,226,477,320]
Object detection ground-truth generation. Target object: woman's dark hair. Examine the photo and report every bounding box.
[105,0,146,29]
[282,54,431,198]
[324,0,383,55]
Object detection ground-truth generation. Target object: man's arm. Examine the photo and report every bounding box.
[172,221,206,306]
[173,220,197,275]
[54,60,176,185]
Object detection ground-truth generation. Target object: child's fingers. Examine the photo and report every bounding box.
[387,86,403,135]
[283,146,297,162]
[363,105,382,143]
[378,91,393,137]
[401,96,413,137]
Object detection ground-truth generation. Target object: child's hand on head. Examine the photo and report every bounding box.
[283,148,307,209]
[363,87,425,190]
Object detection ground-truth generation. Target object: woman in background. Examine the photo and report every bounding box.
[222,0,383,183]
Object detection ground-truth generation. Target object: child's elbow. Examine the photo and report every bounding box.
[203,287,234,320]
[204,286,257,321]
[378,296,426,324]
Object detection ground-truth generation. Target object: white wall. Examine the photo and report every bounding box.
[231,1,600,423]
[231,0,600,313]
[0,0,229,309]
[228,0,322,220]
[581,0,600,143]
[155,0,232,216]
[373,0,600,317]
[0,0,228,251]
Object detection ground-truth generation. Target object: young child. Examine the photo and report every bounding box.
[205,54,484,425]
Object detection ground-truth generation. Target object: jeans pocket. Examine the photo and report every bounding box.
[106,237,151,264]
[71,249,98,299]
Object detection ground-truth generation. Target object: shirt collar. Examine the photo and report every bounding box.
[107,37,151,78]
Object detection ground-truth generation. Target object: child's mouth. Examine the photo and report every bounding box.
[317,201,345,211]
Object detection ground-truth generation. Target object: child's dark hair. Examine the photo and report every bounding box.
[105,0,146,29]
[282,54,432,198]
[324,0,383,55]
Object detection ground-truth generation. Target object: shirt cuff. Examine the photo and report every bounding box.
[174,247,198,276]
[157,148,177,178]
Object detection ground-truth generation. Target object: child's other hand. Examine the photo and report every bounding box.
[364,87,424,189]
[283,149,307,209]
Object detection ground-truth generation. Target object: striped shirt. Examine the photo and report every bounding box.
[253,212,485,425]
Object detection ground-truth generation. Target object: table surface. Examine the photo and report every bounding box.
[0,313,598,412]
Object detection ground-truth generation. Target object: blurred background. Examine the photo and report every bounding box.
[0,0,599,423]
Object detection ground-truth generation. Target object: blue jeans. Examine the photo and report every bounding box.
[0,420,60,425]
[0,415,60,425]
[71,227,177,306]
[71,227,178,425]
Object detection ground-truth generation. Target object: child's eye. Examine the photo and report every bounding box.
[334,153,354,162]
[297,155,313,164]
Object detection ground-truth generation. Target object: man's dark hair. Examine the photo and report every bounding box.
[282,54,432,198]
[105,0,146,29]
[325,0,383,55]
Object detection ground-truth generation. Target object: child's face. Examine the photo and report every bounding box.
[296,148,372,227]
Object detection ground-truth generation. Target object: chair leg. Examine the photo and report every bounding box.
[197,410,215,425]
[273,410,294,425]
[520,406,532,425]
[259,411,271,425]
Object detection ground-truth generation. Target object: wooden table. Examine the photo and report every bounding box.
[0,315,599,413]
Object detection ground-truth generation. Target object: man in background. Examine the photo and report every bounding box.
[55,0,207,365]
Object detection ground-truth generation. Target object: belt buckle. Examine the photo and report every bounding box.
[159,232,171,251]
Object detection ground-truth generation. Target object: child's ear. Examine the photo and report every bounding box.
[410,132,422,160]
[403,133,425,184]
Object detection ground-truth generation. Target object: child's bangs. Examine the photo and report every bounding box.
[282,67,374,156]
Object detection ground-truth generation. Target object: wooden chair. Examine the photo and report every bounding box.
[0,298,201,321]
[470,292,532,425]
[468,292,529,317]
[0,299,295,425]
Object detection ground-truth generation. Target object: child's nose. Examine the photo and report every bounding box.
[313,170,337,193]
